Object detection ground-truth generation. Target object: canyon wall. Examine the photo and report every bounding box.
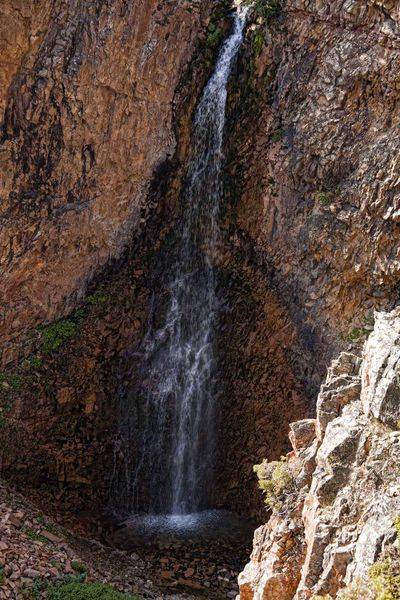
[0,0,311,520]
[0,0,220,515]
[0,0,215,365]
[235,0,400,595]
[227,0,400,371]
[1,0,399,548]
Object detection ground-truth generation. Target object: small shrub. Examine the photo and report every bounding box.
[245,0,281,22]
[369,559,400,600]
[342,327,370,343]
[337,577,375,599]
[47,581,142,600]
[394,515,400,538]
[22,356,43,371]
[254,457,296,510]
[87,290,110,306]
[318,191,330,206]
[71,561,87,575]
[317,178,342,206]
[206,22,223,49]
[0,372,28,392]
[30,576,47,599]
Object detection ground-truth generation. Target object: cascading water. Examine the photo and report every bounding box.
[112,7,248,518]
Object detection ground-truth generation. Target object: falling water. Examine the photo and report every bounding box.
[113,8,247,516]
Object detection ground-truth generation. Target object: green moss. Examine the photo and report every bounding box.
[47,581,142,600]
[39,319,78,354]
[252,31,265,56]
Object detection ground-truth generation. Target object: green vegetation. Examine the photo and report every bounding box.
[252,31,265,56]
[46,581,142,600]
[340,315,374,344]
[254,457,296,510]
[86,290,110,306]
[22,527,48,544]
[368,560,400,600]
[0,566,5,586]
[270,128,284,143]
[337,578,373,599]
[342,327,371,343]
[71,561,87,575]
[24,574,143,600]
[39,319,78,354]
[244,0,281,22]
[0,371,28,393]
[394,515,400,538]
[21,356,43,371]
[0,370,33,428]
[206,22,224,49]
[318,191,330,206]
[317,178,342,207]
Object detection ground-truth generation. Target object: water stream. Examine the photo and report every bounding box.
[113,8,248,519]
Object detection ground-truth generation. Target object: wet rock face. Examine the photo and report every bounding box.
[0,0,214,365]
[229,0,400,368]
[238,308,400,599]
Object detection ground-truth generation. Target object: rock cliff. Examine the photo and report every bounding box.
[227,0,400,371]
[1,0,400,595]
[0,0,215,365]
[238,308,400,599]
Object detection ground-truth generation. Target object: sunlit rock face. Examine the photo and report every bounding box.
[238,308,400,599]
[0,0,215,365]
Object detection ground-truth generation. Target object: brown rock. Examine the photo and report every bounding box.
[40,530,63,544]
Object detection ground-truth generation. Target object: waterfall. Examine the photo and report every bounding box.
[113,7,247,516]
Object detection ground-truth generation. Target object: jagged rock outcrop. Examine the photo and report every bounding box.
[0,0,216,366]
[238,307,400,599]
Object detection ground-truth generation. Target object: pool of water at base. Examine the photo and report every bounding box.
[112,509,256,547]
[108,509,257,599]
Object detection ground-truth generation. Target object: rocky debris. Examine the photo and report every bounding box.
[0,480,251,599]
[118,538,249,600]
[238,308,400,599]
